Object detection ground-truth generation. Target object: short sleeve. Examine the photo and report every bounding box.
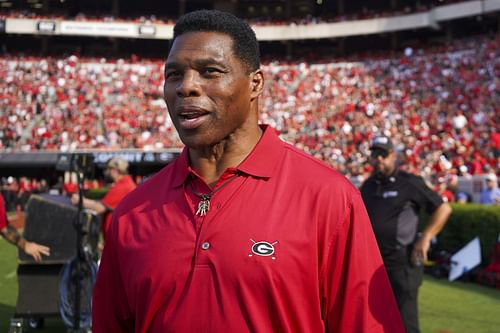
[410,176,444,214]
[321,192,405,332]
[92,215,134,332]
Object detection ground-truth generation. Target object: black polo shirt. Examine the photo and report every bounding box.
[360,171,443,265]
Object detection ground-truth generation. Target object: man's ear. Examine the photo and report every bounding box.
[250,69,264,99]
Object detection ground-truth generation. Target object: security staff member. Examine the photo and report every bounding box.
[360,136,452,333]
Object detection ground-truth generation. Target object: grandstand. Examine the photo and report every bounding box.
[0,0,498,188]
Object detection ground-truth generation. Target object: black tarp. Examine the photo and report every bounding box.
[0,150,181,181]
[0,152,59,167]
[0,150,181,167]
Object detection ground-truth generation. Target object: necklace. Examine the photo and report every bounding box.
[189,173,240,216]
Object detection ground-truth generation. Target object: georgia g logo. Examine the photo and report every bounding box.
[249,239,278,260]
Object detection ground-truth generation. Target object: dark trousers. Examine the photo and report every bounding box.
[386,264,423,333]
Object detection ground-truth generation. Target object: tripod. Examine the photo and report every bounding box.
[72,169,89,332]
[59,155,97,333]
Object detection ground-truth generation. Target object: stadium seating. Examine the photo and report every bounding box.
[0,35,498,186]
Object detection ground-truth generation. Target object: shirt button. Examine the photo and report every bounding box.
[201,242,210,250]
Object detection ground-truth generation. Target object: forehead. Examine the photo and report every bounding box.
[167,31,236,64]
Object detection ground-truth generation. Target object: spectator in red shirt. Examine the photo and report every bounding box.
[92,10,403,333]
[71,157,136,238]
[435,177,455,203]
[0,192,50,262]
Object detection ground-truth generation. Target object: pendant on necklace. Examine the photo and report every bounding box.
[196,195,211,216]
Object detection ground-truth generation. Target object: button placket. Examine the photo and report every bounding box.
[191,174,246,266]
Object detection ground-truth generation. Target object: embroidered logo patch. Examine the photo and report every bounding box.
[382,190,398,198]
[249,239,278,260]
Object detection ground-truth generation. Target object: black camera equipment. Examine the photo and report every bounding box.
[55,153,94,175]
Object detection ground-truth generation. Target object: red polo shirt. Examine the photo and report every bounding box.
[93,126,404,333]
[100,175,136,237]
[0,193,7,230]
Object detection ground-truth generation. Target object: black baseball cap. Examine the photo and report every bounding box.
[370,136,394,152]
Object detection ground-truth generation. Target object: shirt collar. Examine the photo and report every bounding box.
[171,125,285,188]
[237,124,284,178]
[172,148,191,188]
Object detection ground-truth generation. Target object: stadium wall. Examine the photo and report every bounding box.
[4,0,500,40]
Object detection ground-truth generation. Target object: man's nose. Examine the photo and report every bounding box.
[371,156,383,165]
[176,71,201,97]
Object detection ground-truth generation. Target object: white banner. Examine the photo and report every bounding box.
[448,237,481,281]
[60,21,138,37]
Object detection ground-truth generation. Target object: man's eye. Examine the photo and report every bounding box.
[203,67,221,75]
[165,71,181,79]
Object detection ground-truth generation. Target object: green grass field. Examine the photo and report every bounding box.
[1,238,499,332]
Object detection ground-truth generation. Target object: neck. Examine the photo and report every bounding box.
[189,126,262,186]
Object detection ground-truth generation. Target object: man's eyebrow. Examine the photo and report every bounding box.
[165,58,228,71]
[193,58,227,68]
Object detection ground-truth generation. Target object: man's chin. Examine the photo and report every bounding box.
[179,135,214,150]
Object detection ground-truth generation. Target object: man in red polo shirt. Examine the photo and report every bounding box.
[1,192,50,262]
[92,10,404,333]
[71,157,136,238]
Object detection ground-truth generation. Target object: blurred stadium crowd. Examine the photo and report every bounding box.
[1,34,498,188]
[263,36,499,185]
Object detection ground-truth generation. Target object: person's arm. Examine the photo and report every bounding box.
[1,225,50,262]
[0,194,49,262]
[411,202,452,265]
[322,192,404,332]
[71,193,107,214]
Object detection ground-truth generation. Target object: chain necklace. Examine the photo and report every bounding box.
[189,173,240,216]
